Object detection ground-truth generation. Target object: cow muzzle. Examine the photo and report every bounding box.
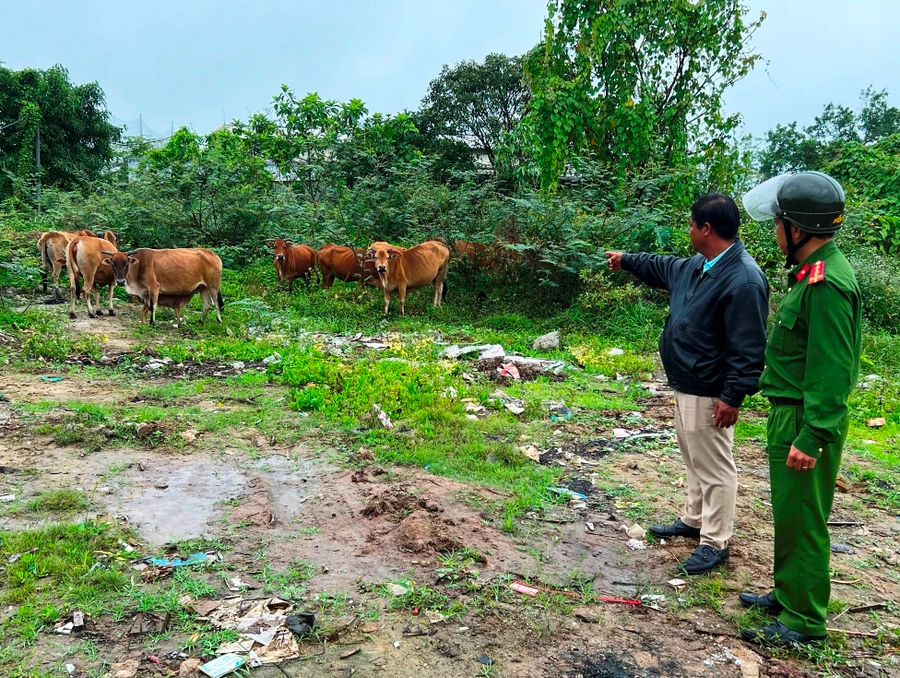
[276,255,285,261]
[116,279,127,286]
[377,265,387,274]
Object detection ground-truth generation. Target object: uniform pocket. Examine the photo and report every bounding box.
[770,309,799,354]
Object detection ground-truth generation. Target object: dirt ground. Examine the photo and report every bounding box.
[1,310,898,677]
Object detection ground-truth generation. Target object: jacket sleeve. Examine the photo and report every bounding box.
[621,253,683,290]
[793,282,859,457]
[719,281,769,407]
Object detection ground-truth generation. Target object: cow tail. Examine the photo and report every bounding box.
[40,237,51,271]
[442,277,448,301]
[217,291,224,312]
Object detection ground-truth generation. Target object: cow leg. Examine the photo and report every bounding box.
[83,274,96,318]
[398,283,407,317]
[321,265,332,289]
[106,284,116,316]
[149,288,160,325]
[68,273,79,319]
[140,302,149,323]
[41,270,48,294]
[383,288,391,315]
[199,288,212,324]
[288,277,294,293]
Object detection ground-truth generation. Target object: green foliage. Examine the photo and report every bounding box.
[848,250,900,331]
[0,64,120,200]
[524,0,764,192]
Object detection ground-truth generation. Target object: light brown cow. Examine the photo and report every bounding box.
[317,244,382,289]
[37,230,102,298]
[65,235,118,318]
[265,239,316,292]
[367,240,449,316]
[103,248,223,325]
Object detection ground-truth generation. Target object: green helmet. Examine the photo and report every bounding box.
[742,171,845,234]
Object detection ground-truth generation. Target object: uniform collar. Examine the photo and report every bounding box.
[789,240,838,281]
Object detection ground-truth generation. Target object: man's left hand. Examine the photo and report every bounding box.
[712,400,739,428]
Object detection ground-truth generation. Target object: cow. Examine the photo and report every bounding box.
[139,293,198,325]
[37,229,104,299]
[317,244,382,289]
[65,235,118,318]
[367,240,449,316]
[103,248,224,325]
[450,240,496,269]
[264,239,316,292]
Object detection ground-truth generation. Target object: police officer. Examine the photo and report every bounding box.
[738,171,862,646]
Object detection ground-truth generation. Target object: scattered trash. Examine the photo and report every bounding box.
[548,487,587,500]
[393,640,401,649]
[65,664,75,675]
[181,429,199,443]
[624,523,646,540]
[667,578,687,589]
[8,547,37,563]
[606,348,625,356]
[497,362,521,380]
[866,417,887,428]
[479,345,506,360]
[199,654,246,678]
[831,543,856,554]
[641,594,667,603]
[548,401,571,420]
[613,428,637,439]
[585,522,595,532]
[533,331,560,351]
[464,401,487,415]
[135,422,157,438]
[127,612,171,635]
[518,445,541,462]
[835,477,853,493]
[390,584,409,596]
[179,658,203,677]
[72,611,84,632]
[40,376,63,382]
[458,627,470,632]
[231,361,246,370]
[442,386,458,399]
[285,612,316,638]
[340,647,361,659]
[504,401,525,415]
[55,621,74,634]
[626,538,647,551]
[149,552,209,568]
[373,404,394,430]
[263,353,282,365]
[425,610,446,624]
[509,581,579,598]
[109,658,140,678]
[477,654,494,666]
[0,494,15,503]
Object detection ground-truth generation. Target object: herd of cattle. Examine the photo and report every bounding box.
[36,230,510,324]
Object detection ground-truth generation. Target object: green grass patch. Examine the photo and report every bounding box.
[26,490,90,514]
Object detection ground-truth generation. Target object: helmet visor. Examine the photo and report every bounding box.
[742,174,790,222]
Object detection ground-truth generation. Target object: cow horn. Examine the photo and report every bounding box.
[101,250,115,255]
[127,249,138,255]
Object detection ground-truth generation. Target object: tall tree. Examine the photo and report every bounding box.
[0,63,120,199]
[523,0,764,191]
[418,53,530,170]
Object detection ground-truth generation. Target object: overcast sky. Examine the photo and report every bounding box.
[2,1,897,140]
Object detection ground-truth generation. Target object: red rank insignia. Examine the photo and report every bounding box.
[807,260,826,285]
[796,263,810,282]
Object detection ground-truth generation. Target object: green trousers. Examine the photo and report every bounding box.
[767,404,847,637]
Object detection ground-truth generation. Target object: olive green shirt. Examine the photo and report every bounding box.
[759,241,862,457]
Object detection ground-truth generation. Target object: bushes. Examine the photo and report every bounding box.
[849,250,900,331]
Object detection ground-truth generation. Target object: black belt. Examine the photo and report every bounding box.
[768,397,802,406]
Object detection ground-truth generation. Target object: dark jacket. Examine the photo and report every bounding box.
[622,240,769,407]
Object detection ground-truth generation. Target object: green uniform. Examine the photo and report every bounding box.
[759,240,862,637]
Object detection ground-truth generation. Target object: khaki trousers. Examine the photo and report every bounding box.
[673,391,737,550]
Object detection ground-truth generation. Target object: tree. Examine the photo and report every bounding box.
[758,122,825,178]
[0,63,120,199]
[418,53,530,170]
[523,0,765,191]
[859,87,900,143]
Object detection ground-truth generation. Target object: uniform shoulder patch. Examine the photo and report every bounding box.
[807,260,826,285]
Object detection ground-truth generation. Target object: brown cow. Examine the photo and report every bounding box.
[139,293,198,325]
[317,244,383,289]
[65,235,118,318]
[103,248,223,325]
[367,240,449,316]
[265,239,316,292]
[451,240,496,268]
[37,229,102,298]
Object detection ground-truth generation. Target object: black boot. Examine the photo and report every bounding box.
[678,544,729,575]
[738,591,783,614]
[741,621,825,647]
[648,518,701,540]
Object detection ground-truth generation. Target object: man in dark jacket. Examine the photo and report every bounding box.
[606,193,769,574]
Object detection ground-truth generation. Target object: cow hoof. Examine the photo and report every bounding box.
[108,310,116,317]
[88,313,96,319]
[69,312,76,320]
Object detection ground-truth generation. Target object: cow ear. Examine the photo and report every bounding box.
[128,257,139,265]
[284,240,293,247]
[388,250,400,260]
[101,258,112,266]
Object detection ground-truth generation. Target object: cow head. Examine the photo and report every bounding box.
[265,239,292,262]
[102,250,139,286]
[367,245,401,277]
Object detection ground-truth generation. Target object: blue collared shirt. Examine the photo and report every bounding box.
[703,244,735,275]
